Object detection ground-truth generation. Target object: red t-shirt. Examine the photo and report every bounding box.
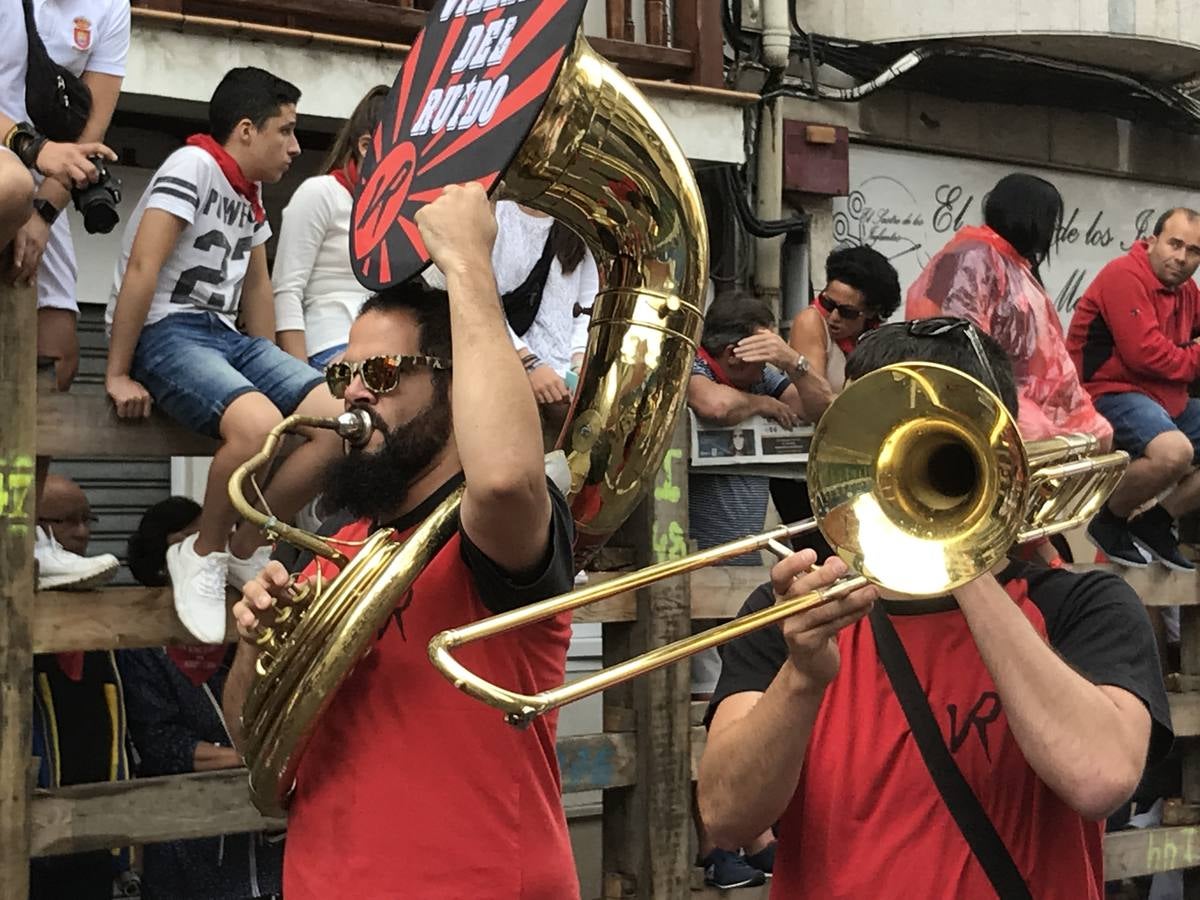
[707,561,1172,899]
[282,477,580,899]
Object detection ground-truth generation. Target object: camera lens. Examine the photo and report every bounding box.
[72,156,122,235]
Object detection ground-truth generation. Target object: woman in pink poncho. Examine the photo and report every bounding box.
[905,173,1112,450]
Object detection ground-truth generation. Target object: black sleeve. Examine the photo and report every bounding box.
[704,583,789,728]
[1032,566,1174,764]
[459,477,576,614]
[116,649,200,777]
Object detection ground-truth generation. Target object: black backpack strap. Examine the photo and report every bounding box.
[500,234,556,337]
[869,604,1032,899]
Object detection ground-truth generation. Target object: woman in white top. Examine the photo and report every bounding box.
[492,201,598,405]
[273,84,387,369]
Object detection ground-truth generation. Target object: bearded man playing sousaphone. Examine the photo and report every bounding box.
[225,184,581,899]
[698,319,1173,899]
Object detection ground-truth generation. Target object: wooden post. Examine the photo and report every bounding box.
[645,0,667,45]
[0,281,37,898]
[674,0,724,88]
[602,417,691,899]
[1181,604,1200,898]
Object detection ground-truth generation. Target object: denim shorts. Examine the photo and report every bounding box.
[308,342,347,371]
[131,312,324,438]
[1093,391,1200,462]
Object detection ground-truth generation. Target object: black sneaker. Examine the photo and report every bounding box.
[1129,505,1196,572]
[1086,508,1150,568]
[702,849,767,890]
[744,841,776,876]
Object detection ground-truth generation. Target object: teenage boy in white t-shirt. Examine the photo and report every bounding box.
[106,67,343,643]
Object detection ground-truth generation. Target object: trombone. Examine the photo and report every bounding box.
[428,361,1130,727]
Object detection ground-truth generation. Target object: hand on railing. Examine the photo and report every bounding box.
[106,374,153,418]
[756,395,801,429]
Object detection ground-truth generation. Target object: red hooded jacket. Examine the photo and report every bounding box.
[1066,240,1200,417]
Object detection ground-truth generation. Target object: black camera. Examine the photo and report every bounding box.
[72,155,122,235]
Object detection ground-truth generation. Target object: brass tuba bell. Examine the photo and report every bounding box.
[229,28,708,816]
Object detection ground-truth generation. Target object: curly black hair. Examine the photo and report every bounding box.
[825,246,902,321]
[127,497,203,587]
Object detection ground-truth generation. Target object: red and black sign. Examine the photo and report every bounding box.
[351,0,587,290]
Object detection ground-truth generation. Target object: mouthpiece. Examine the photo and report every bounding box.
[337,409,374,446]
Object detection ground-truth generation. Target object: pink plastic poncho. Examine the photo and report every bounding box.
[905,226,1113,448]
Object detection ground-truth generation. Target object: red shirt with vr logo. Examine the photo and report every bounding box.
[706,560,1171,899]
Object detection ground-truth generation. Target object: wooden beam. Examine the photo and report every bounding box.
[1170,694,1200,738]
[1105,826,1200,880]
[32,587,238,653]
[1070,563,1198,606]
[0,280,36,898]
[38,384,216,459]
[672,0,725,88]
[30,729,707,856]
[589,37,692,80]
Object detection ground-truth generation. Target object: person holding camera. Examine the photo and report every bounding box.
[2,0,129,591]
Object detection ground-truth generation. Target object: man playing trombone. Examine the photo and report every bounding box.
[698,318,1172,899]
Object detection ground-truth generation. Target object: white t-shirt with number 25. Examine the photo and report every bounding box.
[107,145,271,332]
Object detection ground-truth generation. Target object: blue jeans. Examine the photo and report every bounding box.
[131,312,324,437]
[308,342,347,371]
[1093,391,1200,463]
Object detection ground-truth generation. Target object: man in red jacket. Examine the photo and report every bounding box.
[1066,207,1200,570]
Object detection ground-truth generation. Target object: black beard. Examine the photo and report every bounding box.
[320,391,453,521]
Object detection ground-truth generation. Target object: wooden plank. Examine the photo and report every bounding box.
[590,37,693,80]
[38,383,217,459]
[1170,693,1200,738]
[30,730,701,855]
[36,566,767,652]
[31,769,282,857]
[0,280,37,897]
[1105,826,1200,879]
[602,419,692,900]
[1070,563,1199,606]
[32,587,238,653]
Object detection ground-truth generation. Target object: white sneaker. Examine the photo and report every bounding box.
[34,527,119,591]
[227,544,273,592]
[168,533,230,644]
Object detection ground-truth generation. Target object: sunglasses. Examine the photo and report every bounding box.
[902,317,1004,400]
[818,292,866,321]
[324,354,450,399]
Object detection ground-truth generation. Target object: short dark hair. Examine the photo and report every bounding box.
[700,293,776,354]
[209,67,302,144]
[127,497,203,587]
[360,279,453,382]
[825,246,901,320]
[1153,207,1200,236]
[982,173,1063,283]
[846,318,1019,418]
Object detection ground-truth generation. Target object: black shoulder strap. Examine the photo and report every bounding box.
[500,233,557,337]
[869,604,1032,899]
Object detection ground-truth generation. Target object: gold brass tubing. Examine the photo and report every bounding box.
[428,518,820,726]
[229,414,350,566]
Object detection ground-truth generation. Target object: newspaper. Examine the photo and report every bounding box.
[688,411,813,479]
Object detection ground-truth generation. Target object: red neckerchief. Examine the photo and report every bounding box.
[329,158,359,196]
[55,652,85,681]
[696,346,735,386]
[813,297,876,356]
[165,644,229,687]
[185,134,266,224]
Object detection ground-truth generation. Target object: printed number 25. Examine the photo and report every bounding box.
[171,230,253,311]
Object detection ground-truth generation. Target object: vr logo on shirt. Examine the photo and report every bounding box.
[947,691,1002,761]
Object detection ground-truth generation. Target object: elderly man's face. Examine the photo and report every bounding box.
[39,475,94,556]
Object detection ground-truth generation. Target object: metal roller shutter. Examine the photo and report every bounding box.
[48,306,172,586]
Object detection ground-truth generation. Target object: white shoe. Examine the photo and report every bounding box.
[168,533,230,644]
[227,544,273,592]
[34,527,119,591]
